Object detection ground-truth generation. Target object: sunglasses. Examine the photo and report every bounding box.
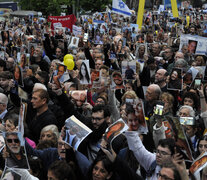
[6,138,20,144]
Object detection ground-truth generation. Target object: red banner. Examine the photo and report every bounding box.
[47,14,76,32]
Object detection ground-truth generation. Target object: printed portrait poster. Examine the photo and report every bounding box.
[111,71,125,90]
[28,43,37,57]
[1,167,22,180]
[72,25,82,36]
[52,63,70,83]
[91,70,100,89]
[0,133,5,153]
[79,60,91,85]
[0,51,4,60]
[18,102,27,138]
[126,98,148,134]
[69,37,79,49]
[3,132,30,169]
[64,115,92,150]
[70,90,87,105]
[104,119,128,146]
[167,68,183,91]
[190,152,207,180]
[121,61,136,80]
[14,65,24,87]
[183,67,199,87]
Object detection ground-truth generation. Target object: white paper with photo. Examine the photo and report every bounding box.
[189,151,207,180]
[18,102,27,138]
[64,115,92,150]
[179,34,207,55]
[79,60,91,84]
[72,25,82,36]
[1,167,22,180]
[69,37,79,49]
[3,132,30,169]
[0,133,5,152]
[104,119,128,145]
[0,51,4,60]
[183,67,199,87]
[122,61,136,80]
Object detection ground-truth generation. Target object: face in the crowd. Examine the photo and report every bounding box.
[100,68,108,78]
[81,64,86,77]
[56,48,62,59]
[145,86,158,102]
[158,167,174,180]
[183,97,194,108]
[40,130,54,141]
[174,52,184,62]
[6,134,21,154]
[181,46,188,54]
[57,136,66,159]
[48,170,59,180]
[95,60,103,71]
[6,58,15,70]
[127,112,139,131]
[92,161,112,180]
[125,83,133,91]
[198,139,207,154]
[171,71,178,81]
[91,110,105,130]
[5,120,16,132]
[179,107,190,117]
[184,125,197,138]
[156,145,172,166]
[152,44,160,55]
[95,98,105,106]
[31,91,46,109]
[155,69,166,84]
[188,41,197,54]
[50,62,57,73]
[0,77,10,90]
[138,46,145,57]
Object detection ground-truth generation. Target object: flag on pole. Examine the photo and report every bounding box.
[112,0,132,17]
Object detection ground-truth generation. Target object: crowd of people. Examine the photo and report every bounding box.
[0,4,207,180]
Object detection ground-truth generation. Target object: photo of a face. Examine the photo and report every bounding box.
[167,68,183,91]
[79,61,91,85]
[70,90,87,107]
[3,132,30,169]
[188,40,197,54]
[14,65,23,87]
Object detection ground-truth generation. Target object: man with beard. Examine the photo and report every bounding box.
[5,132,29,169]
[51,85,126,162]
[125,131,176,180]
[30,47,49,73]
[154,69,168,92]
[25,135,90,179]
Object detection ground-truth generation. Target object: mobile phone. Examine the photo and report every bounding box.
[154,102,164,117]
[83,33,88,42]
[194,78,201,90]
[179,117,194,125]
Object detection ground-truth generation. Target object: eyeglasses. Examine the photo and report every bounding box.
[92,117,104,121]
[6,138,20,144]
[156,149,171,156]
[157,172,174,180]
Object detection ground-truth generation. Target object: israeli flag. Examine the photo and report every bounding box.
[112,0,132,17]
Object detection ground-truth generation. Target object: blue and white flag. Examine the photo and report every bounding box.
[112,0,132,17]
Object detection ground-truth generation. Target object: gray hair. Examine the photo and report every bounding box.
[174,59,187,67]
[40,125,59,139]
[0,93,8,105]
[177,105,195,117]
[33,83,47,91]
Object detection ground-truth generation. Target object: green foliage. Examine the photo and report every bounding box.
[16,0,112,16]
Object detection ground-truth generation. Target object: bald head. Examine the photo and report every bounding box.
[145,84,161,102]
[155,69,167,85]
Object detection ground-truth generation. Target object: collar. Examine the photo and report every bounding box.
[0,109,7,121]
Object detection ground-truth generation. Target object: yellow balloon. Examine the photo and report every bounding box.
[64,58,75,70]
[64,54,73,62]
